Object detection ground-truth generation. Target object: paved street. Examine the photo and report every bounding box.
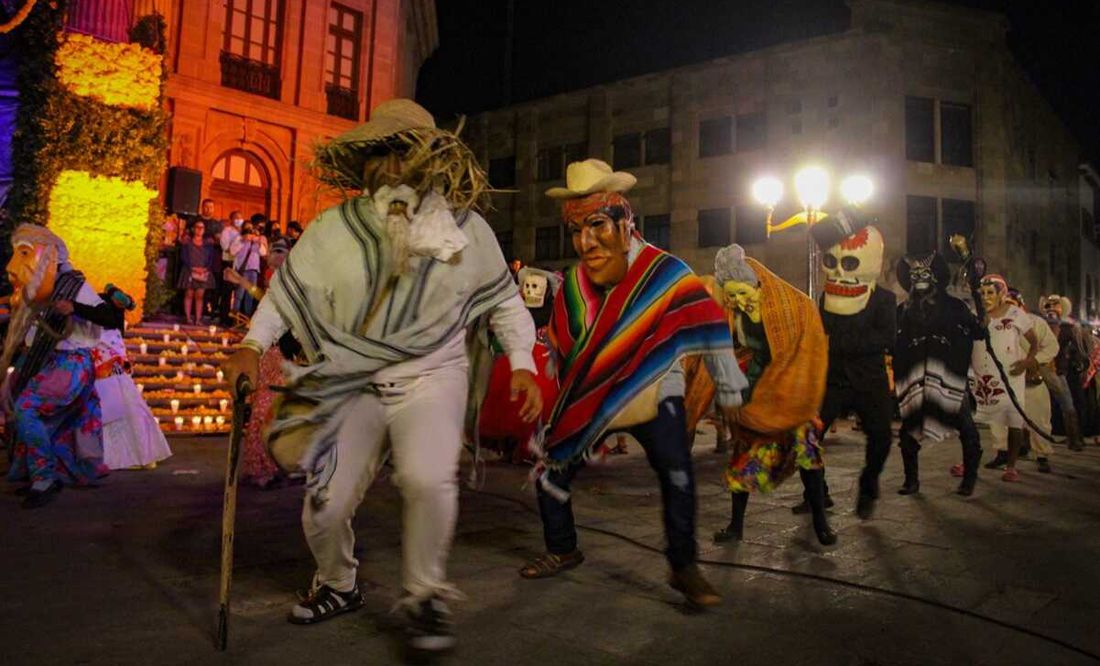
[1,423,1099,665]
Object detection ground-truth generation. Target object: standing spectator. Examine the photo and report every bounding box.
[285,221,303,247]
[177,220,216,324]
[231,219,268,316]
[198,198,223,242]
[218,210,244,323]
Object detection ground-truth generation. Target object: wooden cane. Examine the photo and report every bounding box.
[217,374,253,651]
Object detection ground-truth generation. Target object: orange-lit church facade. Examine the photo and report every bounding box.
[158,0,438,226]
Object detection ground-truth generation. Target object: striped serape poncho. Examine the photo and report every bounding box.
[543,242,733,466]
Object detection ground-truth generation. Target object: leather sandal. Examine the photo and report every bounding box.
[518,550,585,579]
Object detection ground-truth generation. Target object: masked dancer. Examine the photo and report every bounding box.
[222,100,540,654]
[518,159,747,608]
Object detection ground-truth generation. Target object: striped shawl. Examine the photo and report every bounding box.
[543,243,732,466]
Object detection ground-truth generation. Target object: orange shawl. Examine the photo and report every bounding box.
[684,258,827,436]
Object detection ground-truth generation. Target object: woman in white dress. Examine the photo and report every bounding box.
[93,288,172,470]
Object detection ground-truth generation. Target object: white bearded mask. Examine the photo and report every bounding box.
[522,274,549,308]
[822,225,884,315]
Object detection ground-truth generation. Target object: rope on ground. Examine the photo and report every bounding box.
[471,488,1100,663]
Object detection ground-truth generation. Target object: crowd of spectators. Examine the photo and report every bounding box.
[157,198,302,325]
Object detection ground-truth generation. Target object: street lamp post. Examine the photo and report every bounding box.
[752,169,873,302]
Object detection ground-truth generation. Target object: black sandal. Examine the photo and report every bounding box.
[287,583,364,625]
[518,551,585,579]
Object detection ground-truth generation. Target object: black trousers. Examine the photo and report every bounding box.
[899,401,982,482]
[819,382,894,498]
[536,397,697,570]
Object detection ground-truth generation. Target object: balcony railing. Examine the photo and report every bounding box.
[220,52,280,100]
[326,85,359,121]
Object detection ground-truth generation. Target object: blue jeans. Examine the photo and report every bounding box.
[234,269,260,316]
[536,397,698,570]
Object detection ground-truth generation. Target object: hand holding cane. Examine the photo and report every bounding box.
[217,373,253,651]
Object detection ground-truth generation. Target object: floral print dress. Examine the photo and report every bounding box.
[8,349,107,487]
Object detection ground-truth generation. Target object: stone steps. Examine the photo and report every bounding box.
[124,322,241,436]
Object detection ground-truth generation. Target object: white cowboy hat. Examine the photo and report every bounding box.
[545,158,637,199]
[329,98,436,146]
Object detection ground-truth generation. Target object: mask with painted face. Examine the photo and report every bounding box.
[979,275,1008,315]
[821,225,884,315]
[522,273,549,308]
[563,192,633,287]
[6,229,61,308]
[1040,294,1064,320]
[722,280,762,323]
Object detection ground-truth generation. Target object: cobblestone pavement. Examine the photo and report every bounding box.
[1,423,1098,665]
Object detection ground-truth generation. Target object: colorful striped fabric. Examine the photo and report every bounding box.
[544,243,733,465]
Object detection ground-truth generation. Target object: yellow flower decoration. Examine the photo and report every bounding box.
[56,33,162,111]
[48,170,157,324]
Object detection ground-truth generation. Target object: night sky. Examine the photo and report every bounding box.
[417,0,1100,160]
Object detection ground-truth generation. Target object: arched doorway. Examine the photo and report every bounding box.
[209,150,270,222]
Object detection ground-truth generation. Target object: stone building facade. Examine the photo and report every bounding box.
[161,0,437,226]
[464,0,1094,316]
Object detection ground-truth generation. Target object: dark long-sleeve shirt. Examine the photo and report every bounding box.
[820,286,897,391]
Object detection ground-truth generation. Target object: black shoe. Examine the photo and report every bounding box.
[956,477,976,496]
[21,481,61,509]
[713,525,743,543]
[1037,457,1052,474]
[983,451,1009,470]
[813,522,838,546]
[13,486,30,496]
[792,496,833,514]
[287,582,364,625]
[403,596,457,653]
[897,480,920,496]
[856,493,876,520]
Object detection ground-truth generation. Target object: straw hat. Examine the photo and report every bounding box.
[545,159,637,199]
[329,98,436,146]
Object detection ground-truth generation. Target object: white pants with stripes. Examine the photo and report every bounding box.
[302,363,468,600]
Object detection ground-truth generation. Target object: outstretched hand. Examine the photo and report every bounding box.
[510,369,543,423]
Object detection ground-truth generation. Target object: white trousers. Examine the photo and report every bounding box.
[990,382,1053,456]
[302,364,468,599]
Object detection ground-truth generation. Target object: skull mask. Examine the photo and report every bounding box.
[821,225,884,315]
[522,273,549,308]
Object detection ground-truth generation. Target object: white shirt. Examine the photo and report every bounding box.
[220,225,241,262]
[230,234,268,272]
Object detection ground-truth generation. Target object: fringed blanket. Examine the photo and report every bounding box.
[543,243,732,466]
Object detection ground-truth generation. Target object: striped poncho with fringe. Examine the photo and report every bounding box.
[543,242,733,466]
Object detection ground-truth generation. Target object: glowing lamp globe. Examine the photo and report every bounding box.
[794,167,829,210]
[752,177,784,208]
[841,174,874,206]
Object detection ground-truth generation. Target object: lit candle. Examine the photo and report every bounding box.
[191,416,202,428]
[181,345,189,356]
[170,399,179,413]
[158,356,166,367]
[173,323,180,332]
[221,335,228,347]
[216,370,224,382]
[175,370,184,380]
[136,384,144,395]
[209,325,217,336]
[139,342,148,355]
[162,333,170,343]
[193,383,202,394]
[215,416,225,427]
[203,415,214,429]
[174,416,184,430]
[219,399,229,412]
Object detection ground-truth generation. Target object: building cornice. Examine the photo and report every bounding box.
[166,75,358,136]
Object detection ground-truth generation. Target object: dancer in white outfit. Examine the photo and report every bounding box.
[222,99,540,654]
[94,327,171,470]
